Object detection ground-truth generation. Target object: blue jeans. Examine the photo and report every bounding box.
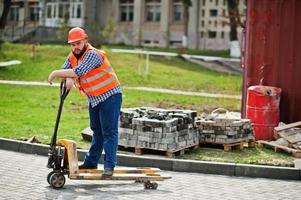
[84,93,122,169]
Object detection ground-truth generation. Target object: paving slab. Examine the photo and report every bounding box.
[1,149,301,200]
[0,137,300,181]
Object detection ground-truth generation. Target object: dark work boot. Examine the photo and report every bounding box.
[78,162,97,169]
[102,168,114,177]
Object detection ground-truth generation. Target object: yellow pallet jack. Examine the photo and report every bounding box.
[46,81,171,189]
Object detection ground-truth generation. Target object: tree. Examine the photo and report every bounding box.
[0,0,12,40]
[86,22,102,48]
[56,18,69,42]
[101,16,116,44]
[226,0,245,57]
[182,0,192,48]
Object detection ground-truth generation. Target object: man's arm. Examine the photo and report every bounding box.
[61,56,76,89]
[48,69,78,85]
[48,50,102,85]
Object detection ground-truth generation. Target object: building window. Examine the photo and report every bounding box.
[146,0,161,22]
[222,21,226,27]
[71,2,82,19]
[208,31,217,38]
[221,31,224,39]
[216,0,219,6]
[210,9,218,17]
[76,4,81,18]
[143,40,159,46]
[173,0,183,22]
[46,1,82,19]
[208,20,212,25]
[169,40,182,46]
[200,31,204,38]
[201,20,205,27]
[46,5,51,18]
[53,4,57,18]
[223,0,226,6]
[46,3,58,19]
[9,6,19,21]
[203,0,206,6]
[46,3,56,18]
[58,3,70,19]
[202,9,205,17]
[120,0,134,22]
[29,6,39,21]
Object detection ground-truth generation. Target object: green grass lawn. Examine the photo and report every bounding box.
[0,42,294,166]
[0,42,241,95]
[0,84,240,151]
[179,146,294,167]
[0,84,292,166]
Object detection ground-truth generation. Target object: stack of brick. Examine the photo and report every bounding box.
[195,111,254,144]
[119,107,199,151]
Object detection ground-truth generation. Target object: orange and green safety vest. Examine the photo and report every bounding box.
[69,44,120,96]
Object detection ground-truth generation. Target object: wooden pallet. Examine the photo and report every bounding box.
[222,142,244,151]
[201,140,255,152]
[119,143,199,158]
[273,122,301,150]
[245,140,256,148]
[257,140,301,158]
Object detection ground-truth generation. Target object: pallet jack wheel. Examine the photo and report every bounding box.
[151,182,158,189]
[47,171,56,184]
[49,172,65,189]
[144,181,158,190]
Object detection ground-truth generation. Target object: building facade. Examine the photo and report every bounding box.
[4,0,246,50]
[1,0,39,42]
[5,0,39,26]
[112,0,246,49]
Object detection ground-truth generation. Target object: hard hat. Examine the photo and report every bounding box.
[67,27,88,43]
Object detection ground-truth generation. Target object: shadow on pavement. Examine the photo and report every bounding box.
[44,182,172,199]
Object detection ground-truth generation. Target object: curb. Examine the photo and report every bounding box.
[0,137,300,181]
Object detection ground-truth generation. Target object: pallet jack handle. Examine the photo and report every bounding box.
[50,80,70,148]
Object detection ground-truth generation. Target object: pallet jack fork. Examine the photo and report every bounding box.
[46,81,171,189]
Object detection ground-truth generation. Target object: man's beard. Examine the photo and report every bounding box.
[72,44,87,60]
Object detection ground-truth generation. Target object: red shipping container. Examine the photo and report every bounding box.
[242,0,301,124]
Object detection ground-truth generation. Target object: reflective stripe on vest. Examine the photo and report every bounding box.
[83,75,117,93]
[80,65,113,83]
[69,44,120,96]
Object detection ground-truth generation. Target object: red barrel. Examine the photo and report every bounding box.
[246,85,281,140]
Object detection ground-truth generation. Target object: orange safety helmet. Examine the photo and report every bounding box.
[67,27,88,43]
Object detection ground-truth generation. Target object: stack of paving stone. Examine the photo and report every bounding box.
[195,110,254,144]
[119,107,199,152]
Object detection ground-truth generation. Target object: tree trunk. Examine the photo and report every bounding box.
[227,0,238,41]
[182,4,188,48]
[182,0,191,49]
[0,0,12,30]
[227,0,240,57]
